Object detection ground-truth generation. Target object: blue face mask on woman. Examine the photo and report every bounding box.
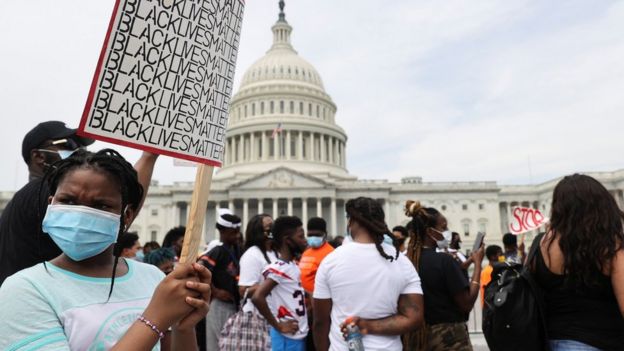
[42,204,121,261]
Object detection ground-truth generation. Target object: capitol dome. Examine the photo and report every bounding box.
[216,2,352,182]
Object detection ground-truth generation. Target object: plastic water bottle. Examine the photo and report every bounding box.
[344,317,365,351]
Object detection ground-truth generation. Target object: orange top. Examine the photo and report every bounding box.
[299,241,334,293]
[480,264,494,307]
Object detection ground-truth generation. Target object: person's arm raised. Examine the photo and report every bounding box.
[339,293,423,337]
[130,151,159,223]
[453,245,485,314]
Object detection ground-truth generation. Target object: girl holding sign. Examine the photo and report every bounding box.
[0,149,210,350]
[532,174,624,350]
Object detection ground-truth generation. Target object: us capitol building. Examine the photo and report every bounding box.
[125,6,624,249]
[3,6,620,252]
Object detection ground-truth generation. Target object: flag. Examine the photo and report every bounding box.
[271,123,283,138]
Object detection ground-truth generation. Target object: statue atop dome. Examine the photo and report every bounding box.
[278,0,286,22]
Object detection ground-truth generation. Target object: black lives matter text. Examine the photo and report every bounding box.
[83,0,244,164]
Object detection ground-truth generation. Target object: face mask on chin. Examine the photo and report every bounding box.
[134,249,145,262]
[431,228,452,250]
[42,204,121,261]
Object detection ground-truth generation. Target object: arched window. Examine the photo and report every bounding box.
[251,103,255,116]
[270,101,274,114]
[289,101,294,114]
[299,102,304,115]
[280,101,284,114]
[260,101,265,114]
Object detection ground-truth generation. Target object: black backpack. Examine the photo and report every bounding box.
[482,233,550,351]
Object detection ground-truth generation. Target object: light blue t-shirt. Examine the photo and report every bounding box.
[0,259,165,351]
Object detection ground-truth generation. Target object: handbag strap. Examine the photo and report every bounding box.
[239,288,250,312]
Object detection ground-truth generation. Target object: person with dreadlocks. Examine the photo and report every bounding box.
[312,197,423,351]
[0,149,211,350]
[403,200,484,351]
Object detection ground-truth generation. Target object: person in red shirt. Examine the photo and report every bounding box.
[299,217,334,350]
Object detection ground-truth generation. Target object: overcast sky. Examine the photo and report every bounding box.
[1,0,623,191]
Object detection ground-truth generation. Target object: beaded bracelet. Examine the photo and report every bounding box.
[137,315,165,339]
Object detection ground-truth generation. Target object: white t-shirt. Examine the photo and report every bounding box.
[0,259,164,350]
[262,260,309,340]
[314,242,423,351]
[239,246,278,313]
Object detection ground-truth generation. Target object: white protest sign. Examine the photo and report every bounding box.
[509,206,549,235]
[79,0,245,167]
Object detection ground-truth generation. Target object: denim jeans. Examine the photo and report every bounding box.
[549,339,602,351]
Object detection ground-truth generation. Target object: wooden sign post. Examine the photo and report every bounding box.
[78,0,246,262]
[179,164,214,263]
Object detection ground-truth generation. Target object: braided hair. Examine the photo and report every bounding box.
[43,148,144,300]
[403,200,442,351]
[345,197,398,261]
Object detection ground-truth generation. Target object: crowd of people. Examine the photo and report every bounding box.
[0,120,622,351]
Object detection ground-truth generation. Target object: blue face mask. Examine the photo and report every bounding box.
[42,204,121,261]
[383,234,394,245]
[307,236,324,249]
[134,249,145,262]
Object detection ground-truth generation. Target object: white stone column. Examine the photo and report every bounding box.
[330,198,337,236]
[250,133,256,161]
[309,133,314,161]
[320,134,326,162]
[302,198,308,226]
[272,198,278,218]
[273,133,279,160]
[262,132,268,161]
[258,198,264,214]
[170,202,179,228]
[316,198,322,217]
[184,201,192,226]
[297,131,303,160]
[243,199,249,227]
[228,200,234,212]
[286,130,291,160]
[328,137,334,164]
[215,202,220,222]
[239,135,245,162]
[231,137,237,163]
[287,198,293,215]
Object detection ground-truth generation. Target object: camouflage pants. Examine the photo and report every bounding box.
[426,322,473,351]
